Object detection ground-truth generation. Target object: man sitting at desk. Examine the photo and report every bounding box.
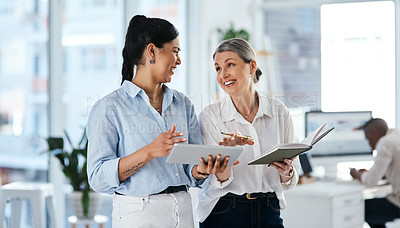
[350,118,400,228]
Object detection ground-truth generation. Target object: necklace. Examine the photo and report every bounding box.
[150,100,162,113]
[148,93,163,114]
[237,94,259,119]
[238,102,257,119]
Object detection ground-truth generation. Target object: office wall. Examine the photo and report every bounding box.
[187,0,262,113]
[187,0,400,129]
[187,0,321,114]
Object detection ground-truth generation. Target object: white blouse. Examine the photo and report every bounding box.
[195,91,300,222]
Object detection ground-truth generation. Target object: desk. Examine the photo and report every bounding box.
[281,181,365,228]
[67,215,108,228]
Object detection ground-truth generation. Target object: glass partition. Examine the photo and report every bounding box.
[321,1,395,127]
[0,0,49,184]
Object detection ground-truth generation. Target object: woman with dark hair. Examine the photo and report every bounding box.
[87,15,227,227]
[196,38,301,227]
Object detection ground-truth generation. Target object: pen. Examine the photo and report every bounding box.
[221,131,254,140]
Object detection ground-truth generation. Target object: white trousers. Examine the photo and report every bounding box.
[112,191,194,228]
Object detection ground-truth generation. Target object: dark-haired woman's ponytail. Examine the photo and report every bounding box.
[120,15,150,85]
[130,14,148,24]
[121,47,133,84]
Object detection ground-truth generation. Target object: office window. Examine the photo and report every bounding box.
[60,0,189,142]
[81,0,118,8]
[59,1,125,226]
[0,1,12,14]
[321,1,395,127]
[262,0,396,127]
[0,0,49,184]
[130,0,188,94]
[79,48,110,73]
[62,0,124,140]
[263,6,321,109]
[260,0,397,145]
[60,0,188,141]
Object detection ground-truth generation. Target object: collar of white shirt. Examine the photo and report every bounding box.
[219,90,273,123]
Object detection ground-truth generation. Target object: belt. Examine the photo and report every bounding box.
[155,185,187,195]
[115,185,187,196]
[224,192,276,200]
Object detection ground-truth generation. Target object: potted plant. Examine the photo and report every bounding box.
[46,129,100,219]
[217,22,250,41]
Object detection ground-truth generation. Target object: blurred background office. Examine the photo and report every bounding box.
[0,0,399,227]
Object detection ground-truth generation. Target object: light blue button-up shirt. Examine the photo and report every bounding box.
[87,81,202,196]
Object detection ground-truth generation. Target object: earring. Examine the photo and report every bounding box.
[150,59,154,64]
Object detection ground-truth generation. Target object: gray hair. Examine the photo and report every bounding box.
[213,38,262,83]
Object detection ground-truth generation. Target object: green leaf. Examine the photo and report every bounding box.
[54,153,66,167]
[75,148,87,158]
[63,130,74,149]
[81,189,90,217]
[45,127,92,216]
[47,138,64,151]
[78,128,87,147]
[218,22,250,42]
[47,129,92,198]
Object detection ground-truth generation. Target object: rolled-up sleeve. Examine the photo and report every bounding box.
[87,102,121,194]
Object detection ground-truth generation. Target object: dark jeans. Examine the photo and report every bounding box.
[200,192,284,228]
[365,198,400,228]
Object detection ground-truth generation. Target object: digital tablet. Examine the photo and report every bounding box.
[166,144,243,166]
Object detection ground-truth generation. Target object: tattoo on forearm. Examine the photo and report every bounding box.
[123,162,145,177]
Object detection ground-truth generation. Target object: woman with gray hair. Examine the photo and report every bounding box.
[196,38,300,227]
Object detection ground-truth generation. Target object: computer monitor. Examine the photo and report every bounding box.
[305,111,373,157]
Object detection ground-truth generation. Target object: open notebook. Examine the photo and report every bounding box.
[248,123,334,165]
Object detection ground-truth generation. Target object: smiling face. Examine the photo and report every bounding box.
[154,37,181,83]
[214,51,255,97]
